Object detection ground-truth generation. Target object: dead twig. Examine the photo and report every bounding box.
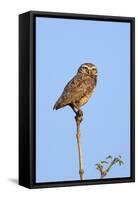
[75,109,84,180]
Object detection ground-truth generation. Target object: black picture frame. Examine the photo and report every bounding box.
[19,10,135,189]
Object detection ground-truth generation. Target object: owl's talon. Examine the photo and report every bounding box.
[75,109,83,123]
[77,109,83,117]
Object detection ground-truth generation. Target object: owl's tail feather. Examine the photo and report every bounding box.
[53,102,60,110]
[53,100,63,110]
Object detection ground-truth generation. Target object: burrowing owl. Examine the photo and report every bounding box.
[53,63,97,113]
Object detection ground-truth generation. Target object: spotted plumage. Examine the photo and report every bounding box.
[53,63,97,113]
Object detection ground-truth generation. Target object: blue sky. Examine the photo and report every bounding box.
[35,17,130,183]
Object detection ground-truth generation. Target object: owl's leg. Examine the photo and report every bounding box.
[69,104,78,114]
[77,109,83,123]
[69,104,83,122]
[77,109,83,118]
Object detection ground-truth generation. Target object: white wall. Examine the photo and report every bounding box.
[0,0,137,199]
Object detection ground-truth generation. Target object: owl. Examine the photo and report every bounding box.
[53,63,97,113]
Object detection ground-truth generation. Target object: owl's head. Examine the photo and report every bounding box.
[78,63,97,77]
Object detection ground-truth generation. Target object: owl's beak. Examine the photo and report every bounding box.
[93,71,97,76]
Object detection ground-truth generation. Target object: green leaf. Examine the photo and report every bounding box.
[106,155,112,160]
[119,160,124,165]
[95,163,101,168]
[121,160,124,164]
[114,158,119,163]
[101,160,108,164]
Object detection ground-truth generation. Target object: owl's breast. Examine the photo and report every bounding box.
[75,75,96,107]
[78,90,93,107]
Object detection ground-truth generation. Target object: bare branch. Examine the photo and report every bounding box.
[75,109,84,180]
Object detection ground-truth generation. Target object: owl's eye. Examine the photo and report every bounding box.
[92,68,96,72]
[84,67,89,73]
[92,68,97,75]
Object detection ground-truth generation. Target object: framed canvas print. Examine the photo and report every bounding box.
[19,11,135,189]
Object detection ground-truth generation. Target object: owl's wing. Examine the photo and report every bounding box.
[53,74,93,109]
[63,74,86,98]
[65,74,95,102]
